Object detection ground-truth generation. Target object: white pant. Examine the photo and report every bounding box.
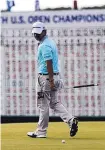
[36,74,73,135]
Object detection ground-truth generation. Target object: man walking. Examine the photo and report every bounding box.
[27,21,78,138]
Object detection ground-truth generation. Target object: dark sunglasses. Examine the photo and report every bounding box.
[34,33,40,37]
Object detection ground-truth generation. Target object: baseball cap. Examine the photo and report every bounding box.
[32,22,46,34]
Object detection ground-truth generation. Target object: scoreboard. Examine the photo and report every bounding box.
[1,10,105,116]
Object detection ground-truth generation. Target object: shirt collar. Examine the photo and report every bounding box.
[40,35,48,44]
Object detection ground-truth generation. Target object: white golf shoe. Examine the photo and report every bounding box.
[27,131,46,138]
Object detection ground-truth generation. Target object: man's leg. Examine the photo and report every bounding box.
[27,92,49,138]
[49,91,78,137]
[37,92,49,134]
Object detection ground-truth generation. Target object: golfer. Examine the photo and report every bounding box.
[27,21,78,138]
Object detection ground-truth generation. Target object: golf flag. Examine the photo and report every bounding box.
[7,0,15,11]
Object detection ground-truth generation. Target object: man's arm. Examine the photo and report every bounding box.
[46,59,54,81]
[46,60,56,90]
[42,45,56,90]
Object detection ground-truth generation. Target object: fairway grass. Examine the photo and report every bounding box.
[1,122,105,150]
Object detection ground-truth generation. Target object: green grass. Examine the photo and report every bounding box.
[1,122,105,150]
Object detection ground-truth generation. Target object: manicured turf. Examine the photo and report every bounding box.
[1,122,105,150]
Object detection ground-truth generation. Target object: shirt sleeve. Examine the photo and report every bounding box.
[41,45,53,61]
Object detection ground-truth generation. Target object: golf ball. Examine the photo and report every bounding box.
[62,140,65,143]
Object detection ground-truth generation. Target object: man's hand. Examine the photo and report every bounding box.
[49,79,57,91]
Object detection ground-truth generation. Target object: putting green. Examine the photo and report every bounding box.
[1,122,105,150]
